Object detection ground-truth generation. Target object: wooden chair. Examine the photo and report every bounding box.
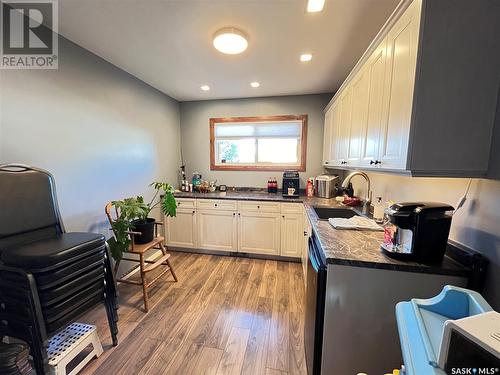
[105,202,177,312]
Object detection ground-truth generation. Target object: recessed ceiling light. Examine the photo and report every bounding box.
[307,0,325,12]
[300,53,313,62]
[200,85,210,91]
[250,82,260,88]
[213,27,248,55]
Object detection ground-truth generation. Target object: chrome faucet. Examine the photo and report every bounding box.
[341,171,372,215]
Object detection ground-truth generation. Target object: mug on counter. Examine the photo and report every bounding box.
[287,187,296,195]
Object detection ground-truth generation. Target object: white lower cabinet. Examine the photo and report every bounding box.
[197,209,237,252]
[280,213,303,258]
[167,199,309,259]
[238,211,281,255]
[166,208,197,248]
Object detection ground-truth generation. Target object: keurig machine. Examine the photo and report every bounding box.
[381,202,454,264]
[282,170,299,198]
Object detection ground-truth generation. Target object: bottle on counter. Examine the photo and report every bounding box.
[306,178,314,197]
[273,177,278,193]
[373,196,385,223]
[267,178,272,193]
[345,182,354,198]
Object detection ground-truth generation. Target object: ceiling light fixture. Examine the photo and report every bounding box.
[307,0,325,12]
[200,85,210,91]
[213,27,248,55]
[250,82,260,88]
[300,53,313,62]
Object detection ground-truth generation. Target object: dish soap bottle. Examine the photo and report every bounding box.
[373,196,385,223]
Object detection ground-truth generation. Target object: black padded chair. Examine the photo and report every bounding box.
[0,164,118,374]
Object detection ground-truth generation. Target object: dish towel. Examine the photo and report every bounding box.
[328,216,384,231]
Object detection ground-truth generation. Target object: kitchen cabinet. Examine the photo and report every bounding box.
[322,107,333,165]
[197,209,238,252]
[360,37,388,168]
[323,0,500,177]
[280,212,303,258]
[166,199,307,261]
[238,210,281,256]
[347,67,370,166]
[322,101,340,167]
[377,0,420,170]
[166,208,197,248]
[335,87,353,166]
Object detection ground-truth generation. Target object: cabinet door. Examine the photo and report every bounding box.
[197,209,237,252]
[348,68,370,166]
[379,0,421,169]
[329,100,341,166]
[166,208,197,248]
[336,86,353,166]
[280,213,303,258]
[322,106,334,166]
[361,38,388,167]
[238,211,280,255]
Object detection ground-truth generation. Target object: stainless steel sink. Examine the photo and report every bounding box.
[313,206,359,220]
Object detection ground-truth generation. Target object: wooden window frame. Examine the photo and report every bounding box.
[210,114,308,171]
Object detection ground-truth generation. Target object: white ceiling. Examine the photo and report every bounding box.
[58,0,399,101]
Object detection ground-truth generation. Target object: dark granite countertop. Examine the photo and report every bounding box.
[302,199,470,276]
[174,191,470,277]
[174,190,303,203]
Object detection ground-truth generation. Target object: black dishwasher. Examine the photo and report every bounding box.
[305,232,327,375]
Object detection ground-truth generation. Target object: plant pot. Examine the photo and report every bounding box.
[131,218,155,244]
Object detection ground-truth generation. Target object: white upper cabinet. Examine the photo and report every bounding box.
[378,0,420,170]
[322,0,500,177]
[348,67,370,166]
[322,106,334,166]
[360,38,388,168]
[336,86,353,166]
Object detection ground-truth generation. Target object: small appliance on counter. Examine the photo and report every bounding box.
[314,174,339,198]
[282,170,299,198]
[382,202,454,264]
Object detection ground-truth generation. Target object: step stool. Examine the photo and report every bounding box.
[47,323,103,375]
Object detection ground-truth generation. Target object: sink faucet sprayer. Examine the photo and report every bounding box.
[341,171,372,215]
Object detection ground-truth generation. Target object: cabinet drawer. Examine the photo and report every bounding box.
[238,201,281,213]
[281,203,303,214]
[175,198,196,209]
[197,199,237,211]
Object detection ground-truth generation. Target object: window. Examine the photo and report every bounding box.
[210,115,307,171]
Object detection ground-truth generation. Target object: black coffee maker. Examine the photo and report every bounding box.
[381,202,454,264]
[282,170,300,198]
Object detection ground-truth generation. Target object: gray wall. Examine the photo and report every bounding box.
[180,94,331,188]
[0,36,181,253]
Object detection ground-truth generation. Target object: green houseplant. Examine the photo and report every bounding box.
[108,182,177,261]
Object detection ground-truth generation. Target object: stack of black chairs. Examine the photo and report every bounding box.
[0,164,118,374]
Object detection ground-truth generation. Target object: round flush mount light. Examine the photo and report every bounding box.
[213,27,248,55]
[250,81,260,88]
[300,53,313,62]
[200,85,210,91]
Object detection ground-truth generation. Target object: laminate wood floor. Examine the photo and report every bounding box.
[79,251,307,375]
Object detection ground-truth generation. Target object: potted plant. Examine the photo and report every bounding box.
[108,182,177,261]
